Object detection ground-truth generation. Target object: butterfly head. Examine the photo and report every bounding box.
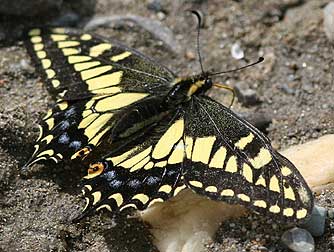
[166,74,212,104]
[186,73,213,96]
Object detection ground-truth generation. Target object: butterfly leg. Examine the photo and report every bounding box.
[212,83,236,108]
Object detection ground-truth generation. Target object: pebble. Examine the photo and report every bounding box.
[280,83,296,95]
[156,12,166,21]
[329,222,334,231]
[185,50,196,61]
[328,208,334,219]
[302,205,327,237]
[147,0,165,13]
[231,43,244,60]
[234,83,260,107]
[324,2,334,41]
[281,227,315,252]
[258,246,268,252]
[238,88,259,106]
[19,59,35,74]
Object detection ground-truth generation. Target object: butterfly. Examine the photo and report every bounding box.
[24,26,313,222]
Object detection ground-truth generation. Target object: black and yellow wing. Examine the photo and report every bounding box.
[24,27,175,167]
[182,96,313,222]
[77,110,187,220]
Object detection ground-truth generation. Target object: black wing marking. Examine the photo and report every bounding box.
[75,110,187,220]
[24,28,175,168]
[182,96,313,222]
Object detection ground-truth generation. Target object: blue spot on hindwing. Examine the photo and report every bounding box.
[69,140,82,150]
[102,170,117,181]
[146,176,160,186]
[109,180,123,189]
[64,107,76,117]
[127,179,141,189]
[59,120,70,130]
[58,132,70,144]
[167,169,177,177]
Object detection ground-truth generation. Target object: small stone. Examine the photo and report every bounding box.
[302,205,327,237]
[258,246,268,252]
[185,50,196,61]
[324,2,334,41]
[280,83,296,95]
[156,12,166,21]
[147,0,165,13]
[20,59,35,73]
[281,227,315,252]
[231,43,244,60]
[329,222,334,230]
[328,208,334,219]
[321,103,329,109]
[272,223,278,230]
[302,83,314,94]
[239,89,259,106]
[234,84,260,107]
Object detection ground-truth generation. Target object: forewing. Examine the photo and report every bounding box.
[182,96,313,222]
[24,28,175,167]
[25,27,175,99]
[76,110,187,219]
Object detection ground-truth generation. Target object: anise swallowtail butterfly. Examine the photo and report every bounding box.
[24,26,313,223]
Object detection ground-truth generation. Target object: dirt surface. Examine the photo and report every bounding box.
[0,0,333,251]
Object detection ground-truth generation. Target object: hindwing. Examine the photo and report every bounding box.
[24,28,175,167]
[182,96,313,222]
[77,110,187,219]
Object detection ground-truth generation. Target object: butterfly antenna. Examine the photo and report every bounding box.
[210,57,264,76]
[191,10,205,74]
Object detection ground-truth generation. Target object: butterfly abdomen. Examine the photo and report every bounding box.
[111,96,172,140]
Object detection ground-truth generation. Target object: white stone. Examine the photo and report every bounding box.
[281,134,334,192]
[281,227,315,252]
[231,43,244,59]
[324,2,334,41]
[140,190,245,252]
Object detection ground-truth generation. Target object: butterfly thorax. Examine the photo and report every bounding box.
[165,74,212,105]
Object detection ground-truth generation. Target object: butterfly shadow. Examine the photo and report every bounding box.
[102,211,159,252]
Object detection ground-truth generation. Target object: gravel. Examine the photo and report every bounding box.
[1,0,333,251]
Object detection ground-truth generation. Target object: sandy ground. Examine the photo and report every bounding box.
[0,0,333,251]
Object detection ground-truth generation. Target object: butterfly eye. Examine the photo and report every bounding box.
[205,78,213,87]
[88,162,105,176]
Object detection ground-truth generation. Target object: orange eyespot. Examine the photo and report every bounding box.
[87,162,104,177]
[71,146,92,160]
